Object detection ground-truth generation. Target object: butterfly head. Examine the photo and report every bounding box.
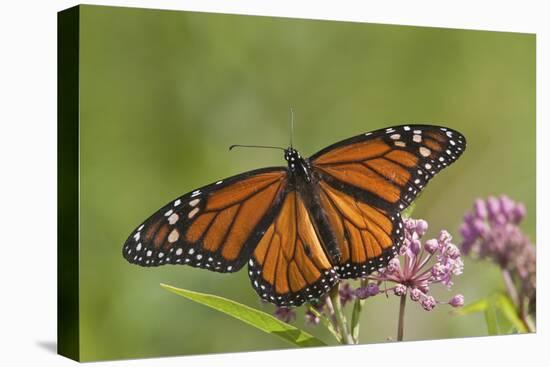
[284,148,302,170]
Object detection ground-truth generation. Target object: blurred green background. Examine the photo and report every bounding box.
[77,5,535,361]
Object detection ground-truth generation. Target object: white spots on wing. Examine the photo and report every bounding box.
[446,131,453,137]
[227,266,233,271]
[136,243,142,251]
[168,229,179,243]
[164,209,173,217]
[446,149,452,155]
[439,156,445,162]
[138,224,144,231]
[412,134,422,143]
[249,259,254,266]
[413,129,422,134]
[189,198,200,207]
[390,133,401,140]
[386,128,395,133]
[414,179,421,184]
[450,140,456,146]
[425,163,432,170]
[394,141,406,147]
[133,232,140,241]
[419,146,431,157]
[146,250,152,257]
[158,252,164,258]
[168,213,179,225]
[176,248,183,256]
[403,126,411,131]
[216,180,223,185]
[174,199,181,207]
[196,254,203,260]
[188,207,199,219]
[365,132,372,136]
[191,190,201,198]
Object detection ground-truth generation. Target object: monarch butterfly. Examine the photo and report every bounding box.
[122,124,466,306]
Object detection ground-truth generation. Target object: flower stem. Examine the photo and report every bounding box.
[501,269,519,306]
[350,279,367,343]
[501,269,535,332]
[324,294,339,333]
[397,294,407,341]
[307,306,342,343]
[329,284,354,345]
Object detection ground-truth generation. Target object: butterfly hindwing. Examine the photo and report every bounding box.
[122,167,288,272]
[248,191,339,306]
[311,124,466,213]
[318,181,404,279]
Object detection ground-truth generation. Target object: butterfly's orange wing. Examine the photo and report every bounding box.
[318,181,403,278]
[311,125,466,212]
[248,191,338,306]
[123,168,287,272]
[311,125,466,278]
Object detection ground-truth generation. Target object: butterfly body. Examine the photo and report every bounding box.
[123,124,466,306]
[285,148,342,264]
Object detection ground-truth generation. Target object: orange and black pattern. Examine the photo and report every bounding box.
[312,125,465,212]
[248,192,338,305]
[123,124,466,306]
[123,168,287,272]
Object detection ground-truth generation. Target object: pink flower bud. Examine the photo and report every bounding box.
[449,294,464,307]
[410,239,422,255]
[445,244,461,259]
[394,284,407,296]
[474,199,488,219]
[410,288,422,302]
[421,296,436,311]
[425,239,439,254]
[386,258,401,274]
[416,219,428,236]
[438,230,453,244]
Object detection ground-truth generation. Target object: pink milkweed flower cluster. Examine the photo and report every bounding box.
[358,218,464,311]
[460,196,535,312]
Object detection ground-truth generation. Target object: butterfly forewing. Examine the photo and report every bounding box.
[248,191,339,306]
[311,125,466,212]
[122,167,288,272]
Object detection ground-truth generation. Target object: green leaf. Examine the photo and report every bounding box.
[453,296,497,335]
[307,305,342,343]
[350,296,365,343]
[160,284,326,347]
[484,301,499,335]
[454,292,528,335]
[453,297,488,316]
[494,293,527,333]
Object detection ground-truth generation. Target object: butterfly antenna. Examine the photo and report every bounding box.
[229,144,285,151]
[290,107,295,149]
